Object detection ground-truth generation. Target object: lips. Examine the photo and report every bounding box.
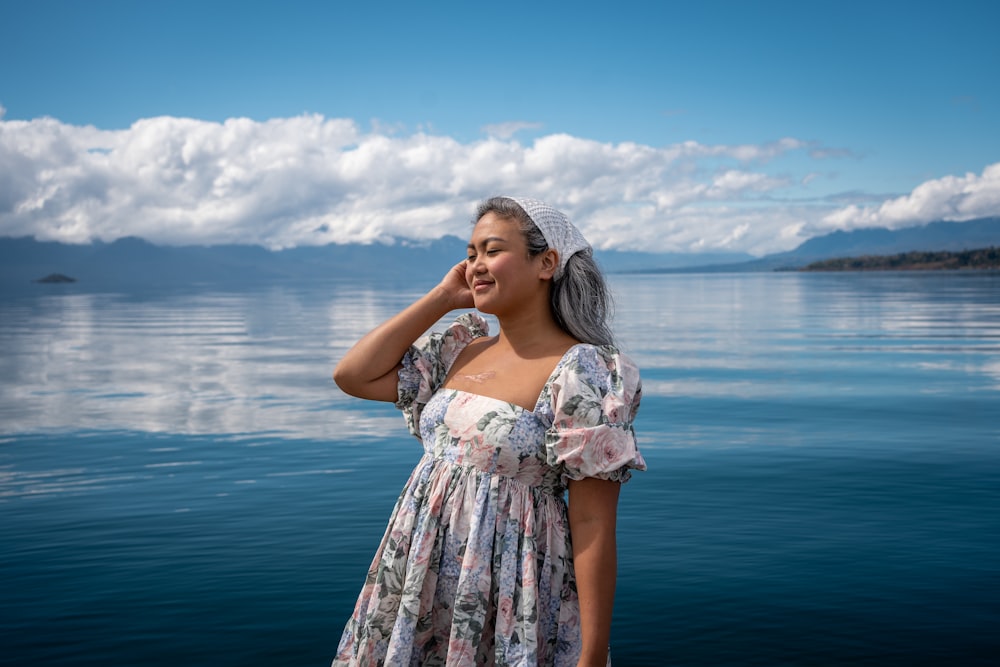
[473,278,494,291]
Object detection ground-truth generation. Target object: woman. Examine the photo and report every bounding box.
[332,196,645,666]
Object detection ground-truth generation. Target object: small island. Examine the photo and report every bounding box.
[801,247,999,272]
[34,273,77,283]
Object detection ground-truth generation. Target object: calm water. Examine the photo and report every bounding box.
[2,272,999,665]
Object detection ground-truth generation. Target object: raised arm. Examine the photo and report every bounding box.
[333,260,473,403]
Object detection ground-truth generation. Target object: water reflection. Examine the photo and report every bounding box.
[1,273,998,438]
[2,274,999,665]
[615,272,1000,392]
[0,285,405,437]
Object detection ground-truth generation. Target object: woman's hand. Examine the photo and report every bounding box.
[436,260,474,311]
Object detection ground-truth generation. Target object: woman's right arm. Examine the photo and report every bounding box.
[333,261,473,403]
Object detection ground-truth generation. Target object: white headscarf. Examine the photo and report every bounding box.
[507,197,592,279]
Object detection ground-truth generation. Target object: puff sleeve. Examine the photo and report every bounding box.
[395,312,489,438]
[545,345,645,484]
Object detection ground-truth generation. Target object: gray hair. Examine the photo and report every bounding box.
[473,196,616,346]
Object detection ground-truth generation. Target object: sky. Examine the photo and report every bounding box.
[1,0,998,256]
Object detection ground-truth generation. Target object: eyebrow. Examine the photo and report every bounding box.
[467,236,508,249]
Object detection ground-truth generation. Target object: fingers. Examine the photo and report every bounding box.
[452,260,472,283]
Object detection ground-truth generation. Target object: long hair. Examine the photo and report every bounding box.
[473,196,616,346]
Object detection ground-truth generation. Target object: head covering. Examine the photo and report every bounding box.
[507,196,592,279]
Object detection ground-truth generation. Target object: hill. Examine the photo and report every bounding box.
[800,247,1000,271]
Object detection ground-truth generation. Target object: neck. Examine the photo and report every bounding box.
[494,299,574,354]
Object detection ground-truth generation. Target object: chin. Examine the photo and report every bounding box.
[472,296,503,316]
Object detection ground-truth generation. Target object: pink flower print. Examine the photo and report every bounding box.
[451,325,476,346]
[497,595,515,635]
[554,428,592,477]
[413,355,441,399]
[520,561,536,594]
[601,391,626,424]
[447,638,476,664]
[448,390,480,414]
[447,394,484,443]
[411,545,431,569]
[428,487,444,515]
[593,432,626,472]
[464,433,500,467]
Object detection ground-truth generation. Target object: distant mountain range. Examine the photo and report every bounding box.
[749,216,1000,272]
[2,217,998,290]
[641,217,1000,273]
[0,234,749,289]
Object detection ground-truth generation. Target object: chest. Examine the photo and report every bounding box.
[442,352,565,412]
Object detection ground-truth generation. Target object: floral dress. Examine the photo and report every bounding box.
[333,313,645,667]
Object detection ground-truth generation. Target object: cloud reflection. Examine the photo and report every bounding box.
[1,274,997,440]
[0,286,406,438]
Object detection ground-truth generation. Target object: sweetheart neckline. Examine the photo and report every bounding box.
[438,343,586,412]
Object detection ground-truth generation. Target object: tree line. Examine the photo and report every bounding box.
[801,247,1000,271]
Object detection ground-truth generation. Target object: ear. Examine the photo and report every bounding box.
[537,248,559,280]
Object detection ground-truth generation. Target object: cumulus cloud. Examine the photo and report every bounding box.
[820,163,1000,232]
[0,112,996,255]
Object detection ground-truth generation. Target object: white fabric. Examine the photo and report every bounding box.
[508,197,591,279]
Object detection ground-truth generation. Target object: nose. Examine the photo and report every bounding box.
[469,254,487,273]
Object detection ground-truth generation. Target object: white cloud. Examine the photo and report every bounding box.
[820,163,1000,232]
[1,113,997,255]
[481,121,543,139]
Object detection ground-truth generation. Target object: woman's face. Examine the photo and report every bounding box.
[466,212,550,315]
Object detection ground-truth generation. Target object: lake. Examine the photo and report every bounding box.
[2,271,999,665]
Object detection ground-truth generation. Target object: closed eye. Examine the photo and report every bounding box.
[467,248,501,260]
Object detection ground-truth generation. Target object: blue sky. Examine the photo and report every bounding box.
[1,0,998,254]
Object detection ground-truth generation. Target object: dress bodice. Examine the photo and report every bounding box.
[420,389,566,495]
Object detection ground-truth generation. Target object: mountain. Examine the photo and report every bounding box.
[0,234,751,290]
[641,217,1000,273]
[2,216,998,290]
[0,235,473,289]
[778,217,1000,263]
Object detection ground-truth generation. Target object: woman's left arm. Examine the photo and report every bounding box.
[568,477,621,667]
